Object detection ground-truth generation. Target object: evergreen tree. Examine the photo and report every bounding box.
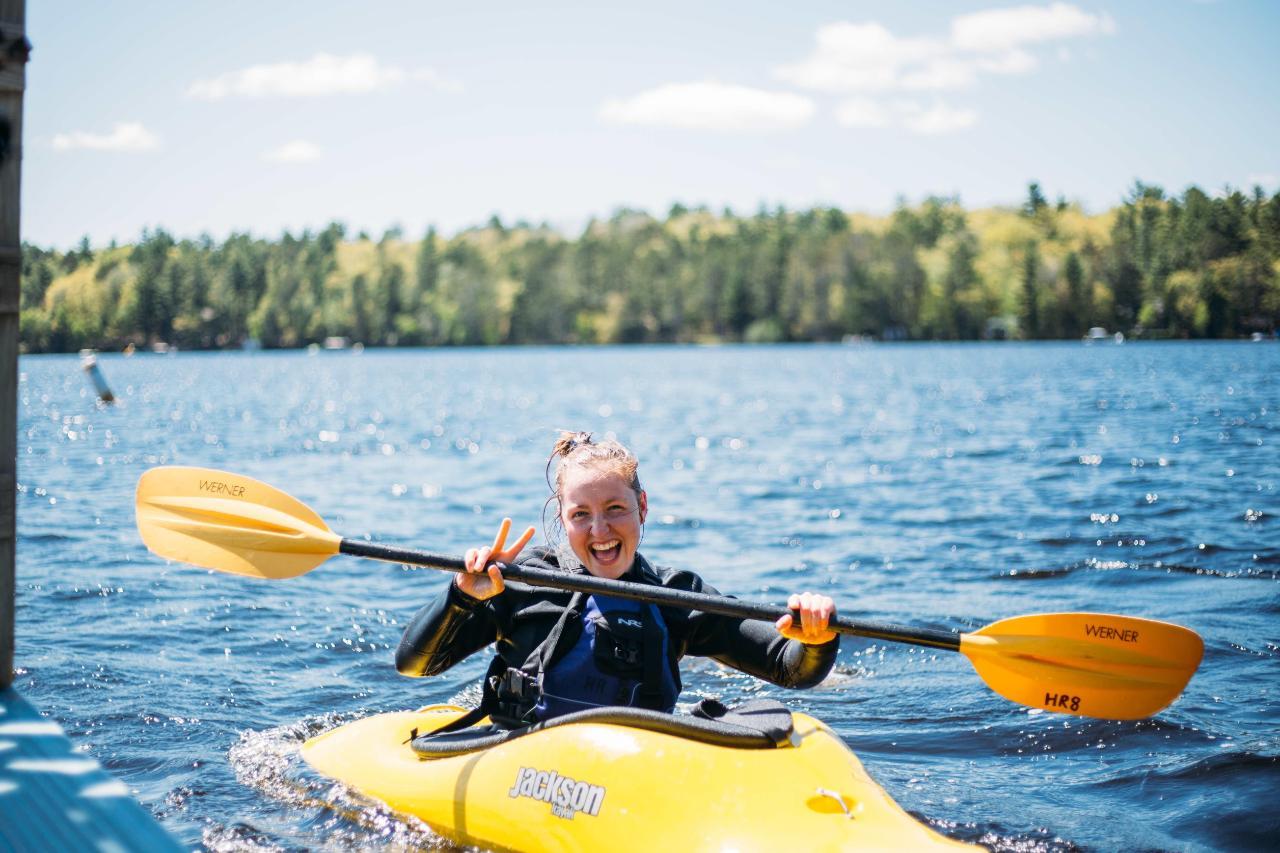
[1063,251,1088,336]
[943,232,981,339]
[1020,241,1041,339]
[1024,182,1048,217]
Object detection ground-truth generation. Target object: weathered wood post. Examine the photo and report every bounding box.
[0,0,26,689]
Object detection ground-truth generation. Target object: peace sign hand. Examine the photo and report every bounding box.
[455,518,536,601]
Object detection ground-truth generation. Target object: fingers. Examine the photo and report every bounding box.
[499,525,536,562]
[486,563,505,595]
[457,520,532,601]
[490,519,536,563]
[490,518,512,554]
[464,545,493,573]
[780,592,837,644]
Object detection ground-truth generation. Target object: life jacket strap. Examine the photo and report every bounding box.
[636,603,667,711]
[418,656,507,738]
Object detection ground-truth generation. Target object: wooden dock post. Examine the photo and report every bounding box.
[0,8,184,849]
[0,0,26,691]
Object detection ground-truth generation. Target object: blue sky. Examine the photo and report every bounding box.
[24,0,1280,248]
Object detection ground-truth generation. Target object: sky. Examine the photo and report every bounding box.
[23,0,1280,249]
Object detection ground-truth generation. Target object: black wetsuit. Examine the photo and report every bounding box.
[396,547,839,709]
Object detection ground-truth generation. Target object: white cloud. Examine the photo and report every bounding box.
[1246,173,1278,189]
[950,3,1116,52]
[976,50,1039,75]
[599,82,814,131]
[777,4,1110,94]
[775,22,944,93]
[835,99,978,134]
[896,49,1038,90]
[52,122,160,152]
[263,140,322,163]
[833,98,893,128]
[186,53,459,99]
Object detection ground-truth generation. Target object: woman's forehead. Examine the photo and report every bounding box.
[560,465,635,502]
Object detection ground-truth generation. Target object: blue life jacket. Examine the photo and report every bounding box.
[533,593,680,720]
[426,589,683,737]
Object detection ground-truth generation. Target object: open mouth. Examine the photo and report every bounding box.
[589,540,622,564]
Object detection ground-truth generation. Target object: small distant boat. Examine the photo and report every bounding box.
[323,336,349,351]
[1084,327,1123,344]
[150,342,174,354]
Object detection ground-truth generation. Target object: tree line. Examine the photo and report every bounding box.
[19,182,1280,353]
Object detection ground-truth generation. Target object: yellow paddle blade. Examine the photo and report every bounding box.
[135,466,342,579]
[959,613,1203,720]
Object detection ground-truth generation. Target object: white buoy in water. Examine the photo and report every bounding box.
[81,351,114,403]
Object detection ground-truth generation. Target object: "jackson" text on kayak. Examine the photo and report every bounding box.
[509,766,606,820]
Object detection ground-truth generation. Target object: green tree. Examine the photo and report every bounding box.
[943,232,982,339]
[1024,182,1048,217]
[1020,241,1041,339]
[1063,251,1089,336]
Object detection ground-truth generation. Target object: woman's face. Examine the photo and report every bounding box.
[559,464,647,579]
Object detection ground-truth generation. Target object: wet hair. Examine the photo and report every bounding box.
[542,431,644,558]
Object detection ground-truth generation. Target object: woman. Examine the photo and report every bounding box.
[396,432,838,728]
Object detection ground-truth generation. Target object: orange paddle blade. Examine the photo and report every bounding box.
[135,466,341,579]
[959,612,1203,720]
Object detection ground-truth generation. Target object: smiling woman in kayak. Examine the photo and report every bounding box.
[395,431,839,727]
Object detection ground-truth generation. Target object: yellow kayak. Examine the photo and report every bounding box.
[301,703,977,852]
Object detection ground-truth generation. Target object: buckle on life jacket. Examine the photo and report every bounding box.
[490,666,539,702]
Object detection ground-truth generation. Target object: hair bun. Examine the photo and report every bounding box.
[553,430,594,458]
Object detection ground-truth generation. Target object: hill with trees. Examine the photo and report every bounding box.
[19,182,1280,353]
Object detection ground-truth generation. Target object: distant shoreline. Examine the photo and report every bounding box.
[21,184,1280,354]
[27,337,1278,359]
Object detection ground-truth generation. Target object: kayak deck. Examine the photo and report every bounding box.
[301,704,976,852]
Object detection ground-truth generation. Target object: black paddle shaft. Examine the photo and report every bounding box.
[338,539,962,651]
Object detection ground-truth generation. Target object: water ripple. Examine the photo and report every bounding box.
[12,343,1279,852]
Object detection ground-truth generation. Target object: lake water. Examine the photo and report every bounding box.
[12,342,1278,851]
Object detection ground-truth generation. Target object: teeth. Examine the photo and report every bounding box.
[591,541,620,552]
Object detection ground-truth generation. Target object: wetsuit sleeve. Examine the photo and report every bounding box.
[695,617,838,689]
[395,582,498,677]
[671,573,839,689]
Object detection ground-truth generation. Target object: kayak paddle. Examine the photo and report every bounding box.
[135,466,1203,721]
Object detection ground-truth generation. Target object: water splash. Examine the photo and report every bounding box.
[223,713,448,851]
